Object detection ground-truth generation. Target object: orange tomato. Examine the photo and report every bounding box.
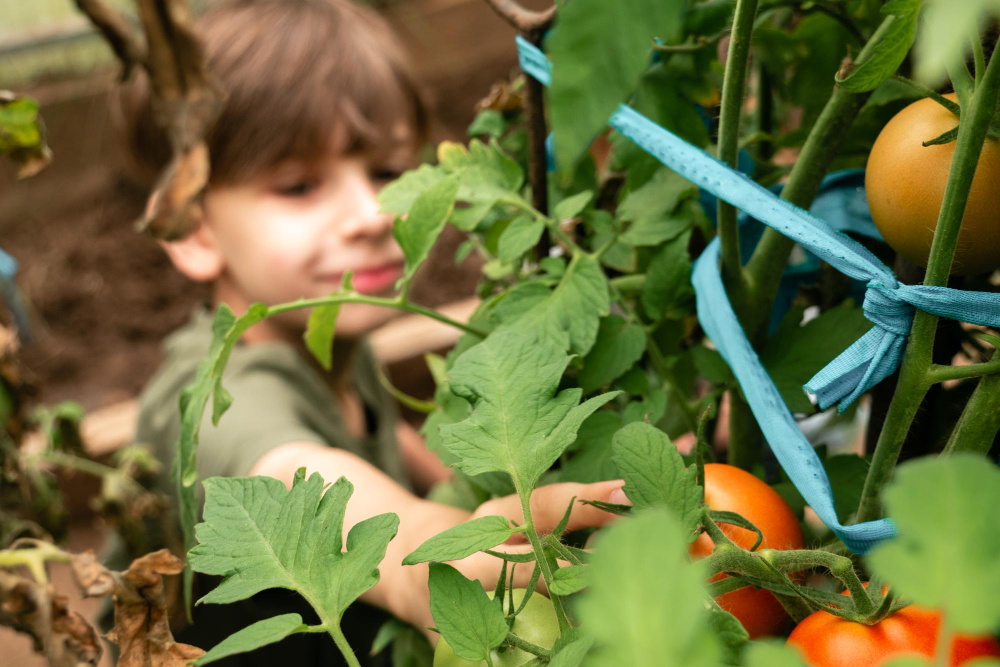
[688,463,805,638]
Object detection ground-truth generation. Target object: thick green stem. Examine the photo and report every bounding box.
[716,0,758,311]
[856,48,1000,524]
[506,633,551,659]
[328,624,363,667]
[942,351,1000,455]
[516,486,571,633]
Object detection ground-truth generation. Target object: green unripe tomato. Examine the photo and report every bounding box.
[433,589,560,667]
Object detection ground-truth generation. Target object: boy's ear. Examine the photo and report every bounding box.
[160,225,225,282]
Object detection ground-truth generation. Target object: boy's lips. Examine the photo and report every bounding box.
[333,261,404,293]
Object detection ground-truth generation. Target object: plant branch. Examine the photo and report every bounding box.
[943,350,1000,455]
[856,45,1000,523]
[653,30,729,53]
[73,0,146,78]
[926,357,1000,384]
[516,485,572,633]
[716,0,759,313]
[506,632,551,659]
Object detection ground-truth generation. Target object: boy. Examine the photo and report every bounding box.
[120,1,624,664]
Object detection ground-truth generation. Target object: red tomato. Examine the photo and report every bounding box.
[688,463,805,638]
[788,597,1000,667]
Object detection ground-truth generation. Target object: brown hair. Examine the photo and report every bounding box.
[118,0,428,186]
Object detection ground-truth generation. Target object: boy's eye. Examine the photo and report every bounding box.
[275,179,318,197]
[371,168,403,184]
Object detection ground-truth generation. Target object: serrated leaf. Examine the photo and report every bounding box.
[403,516,515,565]
[548,0,686,170]
[550,565,588,596]
[497,215,545,264]
[760,302,873,414]
[641,231,694,321]
[560,411,624,483]
[611,422,704,538]
[578,315,647,394]
[554,191,594,220]
[189,473,398,649]
[617,168,697,246]
[303,274,352,371]
[174,302,269,607]
[867,455,1000,634]
[193,614,308,666]
[493,254,610,355]
[440,330,619,490]
[394,174,459,280]
[837,0,920,92]
[428,563,508,662]
[578,509,720,667]
[742,641,809,667]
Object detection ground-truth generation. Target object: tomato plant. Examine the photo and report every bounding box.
[866,93,1000,275]
[689,464,805,638]
[432,589,559,667]
[10,1,1000,666]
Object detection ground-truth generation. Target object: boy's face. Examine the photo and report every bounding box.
[195,143,413,339]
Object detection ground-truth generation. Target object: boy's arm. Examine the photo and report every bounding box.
[249,441,623,633]
[395,420,453,495]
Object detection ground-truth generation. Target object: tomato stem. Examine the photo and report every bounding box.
[856,43,1000,524]
[515,483,573,634]
[505,632,551,659]
[943,349,1000,455]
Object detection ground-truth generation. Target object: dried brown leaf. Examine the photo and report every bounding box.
[0,569,102,667]
[71,549,203,667]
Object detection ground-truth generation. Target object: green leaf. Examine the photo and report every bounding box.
[0,94,51,177]
[578,509,721,667]
[189,474,398,643]
[622,388,667,425]
[193,614,308,666]
[914,0,999,84]
[548,635,595,667]
[706,606,749,665]
[560,411,624,483]
[378,163,446,214]
[690,346,733,385]
[403,516,515,565]
[641,231,694,321]
[497,215,545,265]
[760,302,873,414]
[742,640,809,667]
[394,174,460,280]
[837,0,920,92]
[579,315,647,394]
[493,254,610,355]
[554,191,594,220]
[867,455,1000,634]
[617,168,697,246]
[550,565,588,595]
[548,0,686,170]
[428,563,508,662]
[468,109,506,138]
[175,302,269,608]
[611,422,704,538]
[303,274,352,371]
[440,330,620,491]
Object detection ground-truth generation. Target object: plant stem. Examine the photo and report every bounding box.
[926,357,1000,384]
[268,293,487,338]
[942,351,1000,455]
[856,47,1000,523]
[506,633,551,659]
[516,484,572,633]
[328,624,363,667]
[716,0,758,313]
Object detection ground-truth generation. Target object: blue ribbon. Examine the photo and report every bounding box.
[516,37,1000,553]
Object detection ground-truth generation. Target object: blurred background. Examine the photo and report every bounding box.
[0,1,548,663]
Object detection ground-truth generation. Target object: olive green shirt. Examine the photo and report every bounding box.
[139,306,407,512]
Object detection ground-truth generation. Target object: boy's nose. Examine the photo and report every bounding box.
[335,165,394,241]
